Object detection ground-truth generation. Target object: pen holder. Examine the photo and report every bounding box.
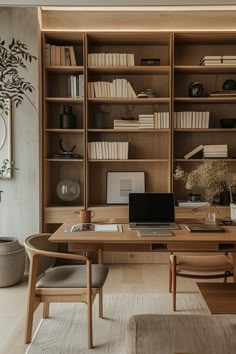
[79,210,95,223]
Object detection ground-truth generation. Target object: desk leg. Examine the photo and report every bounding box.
[231,252,236,282]
[98,248,103,264]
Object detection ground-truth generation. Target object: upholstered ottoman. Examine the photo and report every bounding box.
[127,314,236,354]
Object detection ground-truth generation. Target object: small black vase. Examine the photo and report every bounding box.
[60,105,76,129]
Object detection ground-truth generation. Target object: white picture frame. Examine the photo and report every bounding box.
[106,171,145,204]
[0,98,12,178]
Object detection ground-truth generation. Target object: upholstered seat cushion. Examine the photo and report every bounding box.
[170,254,234,273]
[36,264,109,288]
[127,314,236,354]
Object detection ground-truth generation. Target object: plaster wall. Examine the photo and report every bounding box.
[0,7,39,245]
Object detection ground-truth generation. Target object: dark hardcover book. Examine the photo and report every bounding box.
[185,223,225,232]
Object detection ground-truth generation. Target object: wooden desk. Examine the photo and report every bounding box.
[49,223,236,279]
[197,283,236,314]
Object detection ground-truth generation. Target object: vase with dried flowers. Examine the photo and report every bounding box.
[174,160,236,223]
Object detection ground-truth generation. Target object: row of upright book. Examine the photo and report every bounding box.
[113,112,170,129]
[88,141,129,160]
[174,111,210,129]
[200,55,236,66]
[88,79,136,98]
[45,44,77,66]
[67,75,84,98]
[88,53,135,66]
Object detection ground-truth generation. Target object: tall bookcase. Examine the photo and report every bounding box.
[173,32,236,201]
[41,31,234,236]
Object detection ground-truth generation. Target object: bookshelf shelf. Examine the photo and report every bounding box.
[46,66,84,73]
[88,66,170,75]
[89,159,169,162]
[88,98,170,104]
[88,129,170,133]
[46,129,84,133]
[46,159,84,162]
[174,65,236,74]
[174,128,236,132]
[174,97,236,103]
[45,97,84,103]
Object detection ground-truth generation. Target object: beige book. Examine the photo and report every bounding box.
[60,46,66,66]
[50,45,56,66]
[69,46,76,66]
[55,46,61,66]
[184,144,204,160]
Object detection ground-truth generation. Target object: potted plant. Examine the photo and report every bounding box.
[0,159,25,287]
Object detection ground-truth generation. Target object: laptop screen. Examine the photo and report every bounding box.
[129,193,175,223]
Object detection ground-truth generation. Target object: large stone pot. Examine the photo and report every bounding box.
[0,237,25,287]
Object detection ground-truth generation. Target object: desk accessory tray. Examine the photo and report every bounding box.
[185,223,225,232]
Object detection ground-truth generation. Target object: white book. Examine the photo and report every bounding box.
[45,43,51,67]
[184,144,204,159]
[127,81,137,98]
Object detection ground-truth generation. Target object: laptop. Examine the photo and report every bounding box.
[129,192,179,230]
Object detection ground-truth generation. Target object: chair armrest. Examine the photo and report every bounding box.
[33,249,89,263]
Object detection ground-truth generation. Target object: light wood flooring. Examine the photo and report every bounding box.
[0,264,230,354]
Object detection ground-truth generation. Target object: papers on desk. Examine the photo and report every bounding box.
[65,223,122,232]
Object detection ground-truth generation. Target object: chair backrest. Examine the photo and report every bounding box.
[24,234,58,278]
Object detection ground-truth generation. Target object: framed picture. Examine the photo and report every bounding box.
[106,171,145,204]
[0,98,12,178]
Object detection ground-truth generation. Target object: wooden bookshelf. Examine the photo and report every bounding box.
[41,30,235,235]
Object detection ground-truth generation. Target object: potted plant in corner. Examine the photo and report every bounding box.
[0,159,25,287]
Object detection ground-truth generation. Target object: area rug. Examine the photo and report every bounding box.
[26,293,209,354]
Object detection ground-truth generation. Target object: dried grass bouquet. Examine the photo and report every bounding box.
[174,160,235,204]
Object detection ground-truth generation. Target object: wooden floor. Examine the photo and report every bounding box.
[0,264,229,354]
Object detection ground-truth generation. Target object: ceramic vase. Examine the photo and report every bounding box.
[0,237,25,287]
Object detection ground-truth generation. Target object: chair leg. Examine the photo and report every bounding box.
[87,295,93,349]
[25,296,36,344]
[172,255,177,312]
[169,261,172,293]
[43,302,50,318]
[98,288,103,318]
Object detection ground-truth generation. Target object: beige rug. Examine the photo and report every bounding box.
[26,293,209,354]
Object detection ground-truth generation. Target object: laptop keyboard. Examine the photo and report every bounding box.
[136,223,170,227]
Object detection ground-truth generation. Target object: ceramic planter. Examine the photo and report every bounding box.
[0,237,25,287]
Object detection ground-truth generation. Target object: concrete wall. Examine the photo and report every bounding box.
[0,7,39,245]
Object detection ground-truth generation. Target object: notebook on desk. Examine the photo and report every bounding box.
[129,193,179,230]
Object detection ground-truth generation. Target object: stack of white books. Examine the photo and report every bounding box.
[200,55,236,66]
[222,55,236,65]
[178,200,209,207]
[139,114,154,129]
[113,119,139,129]
[200,55,222,65]
[203,144,228,158]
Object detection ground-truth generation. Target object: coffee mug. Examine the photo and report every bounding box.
[79,209,95,223]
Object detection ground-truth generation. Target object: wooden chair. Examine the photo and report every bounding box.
[169,253,234,311]
[24,233,109,349]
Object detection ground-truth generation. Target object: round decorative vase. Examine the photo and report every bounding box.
[60,105,76,129]
[0,237,25,287]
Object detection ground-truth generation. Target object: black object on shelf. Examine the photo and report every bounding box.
[188,82,204,97]
[140,58,160,66]
[60,105,76,129]
[220,118,236,128]
[222,79,236,90]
